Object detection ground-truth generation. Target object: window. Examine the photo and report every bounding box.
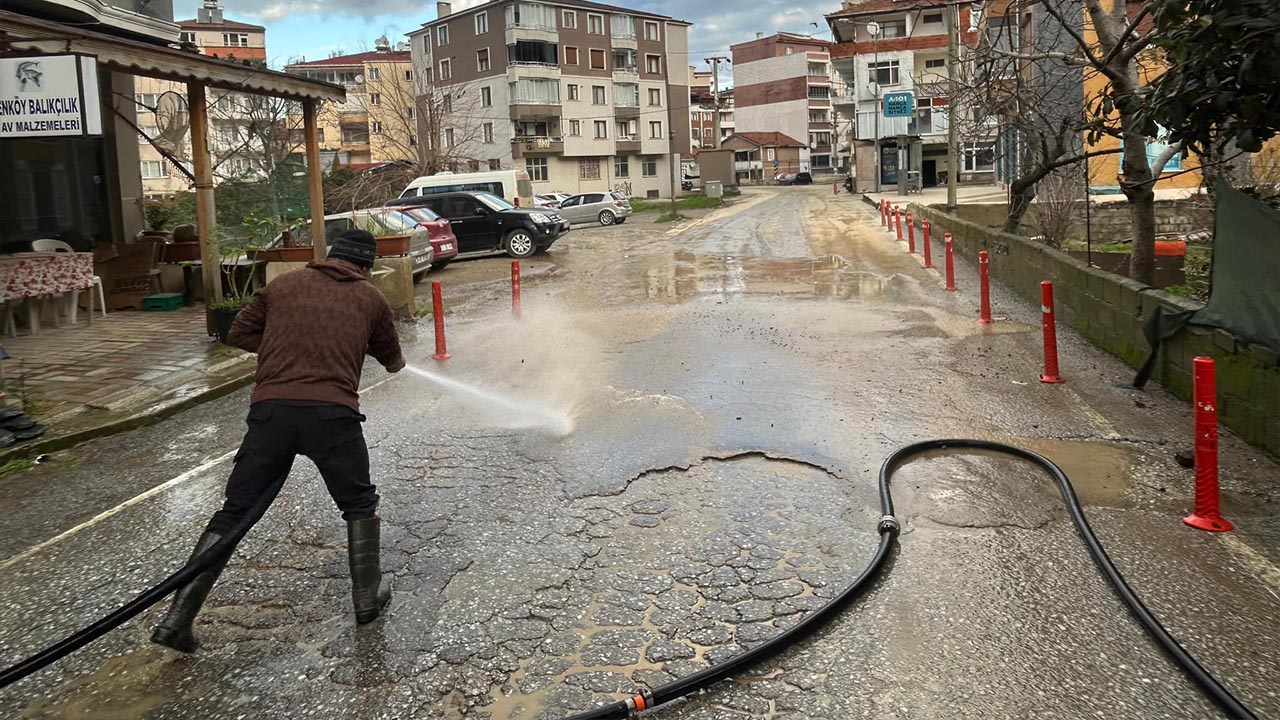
[565,47,579,65]
[466,160,480,173]
[179,31,196,44]
[592,85,606,104]
[137,126,154,143]
[526,157,549,181]
[648,88,661,106]
[424,36,431,53]
[704,128,712,137]
[478,48,491,71]
[645,54,661,74]
[867,60,900,86]
[616,120,630,137]
[880,19,907,38]
[644,21,660,41]
[810,132,832,146]
[135,93,158,110]
[318,128,326,144]
[594,120,608,139]
[963,142,996,172]
[649,120,663,138]
[372,120,384,134]
[808,86,830,99]
[642,157,657,177]
[766,148,776,162]
[569,119,581,136]
[483,122,494,143]
[590,49,606,70]
[588,13,604,34]
[579,158,601,180]
[443,94,453,113]
[342,127,369,143]
[612,49,636,71]
[614,155,629,177]
[222,33,248,47]
[440,59,452,80]
[925,58,946,70]
[809,110,829,123]
[475,11,488,34]
[489,159,502,171]
[568,84,580,101]
[369,68,381,81]
[437,25,449,46]
[481,86,492,106]
[444,128,455,147]
[563,10,578,29]
[406,69,414,81]
[370,93,382,106]
[409,106,416,120]
[923,13,943,24]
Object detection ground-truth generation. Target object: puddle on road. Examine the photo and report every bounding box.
[633,251,907,303]
[1016,438,1138,508]
[22,652,176,720]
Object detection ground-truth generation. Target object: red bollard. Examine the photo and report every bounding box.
[1039,281,1065,383]
[894,207,903,241]
[880,199,887,227]
[978,251,994,324]
[1184,357,1235,532]
[833,181,839,195]
[431,281,450,361]
[922,220,933,268]
[943,233,957,291]
[511,260,522,319]
[906,212,917,253]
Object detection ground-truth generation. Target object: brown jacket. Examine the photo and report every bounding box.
[229,259,405,412]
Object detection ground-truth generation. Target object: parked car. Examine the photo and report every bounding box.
[681,179,694,191]
[777,172,814,186]
[535,192,571,209]
[557,192,633,226]
[407,191,569,259]
[398,206,459,271]
[274,209,434,282]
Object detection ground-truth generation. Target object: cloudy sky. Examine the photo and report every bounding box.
[176,0,836,81]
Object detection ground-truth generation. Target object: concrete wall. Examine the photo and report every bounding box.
[907,200,1280,455]
[956,200,1213,242]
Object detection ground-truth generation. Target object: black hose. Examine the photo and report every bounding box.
[0,475,287,690]
[562,439,1257,720]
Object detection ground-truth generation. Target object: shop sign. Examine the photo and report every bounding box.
[0,54,102,138]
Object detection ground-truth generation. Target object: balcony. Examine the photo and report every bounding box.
[612,67,639,82]
[512,136,564,158]
[831,84,858,107]
[507,61,561,82]
[505,2,558,44]
[616,135,641,152]
[908,108,950,137]
[610,15,637,49]
[855,110,909,140]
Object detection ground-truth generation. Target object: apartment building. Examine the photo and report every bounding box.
[689,67,734,152]
[408,0,692,198]
[286,39,417,169]
[730,32,844,177]
[826,0,985,192]
[135,0,267,195]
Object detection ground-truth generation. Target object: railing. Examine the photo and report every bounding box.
[509,61,560,69]
[514,134,564,143]
[855,110,909,139]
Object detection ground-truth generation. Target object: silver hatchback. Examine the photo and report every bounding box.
[557,192,633,226]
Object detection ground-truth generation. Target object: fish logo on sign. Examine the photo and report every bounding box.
[15,61,43,92]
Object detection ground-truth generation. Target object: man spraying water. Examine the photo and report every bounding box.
[151,229,405,653]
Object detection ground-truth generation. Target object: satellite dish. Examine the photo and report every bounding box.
[154,91,190,159]
[354,74,365,83]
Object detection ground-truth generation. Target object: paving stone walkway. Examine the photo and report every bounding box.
[0,308,254,454]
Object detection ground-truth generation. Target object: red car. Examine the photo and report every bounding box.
[400,206,459,271]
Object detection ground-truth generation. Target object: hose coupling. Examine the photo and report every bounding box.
[878,514,901,535]
[626,691,654,716]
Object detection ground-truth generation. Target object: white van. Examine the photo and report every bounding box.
[399,170,535,207]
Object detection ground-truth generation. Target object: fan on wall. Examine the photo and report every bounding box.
[153,91,190,159]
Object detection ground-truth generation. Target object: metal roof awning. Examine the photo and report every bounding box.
[0,9,344,102]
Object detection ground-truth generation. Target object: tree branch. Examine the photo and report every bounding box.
[1098,5,1151,67]
[987,46,1091,66]
[1042,0,1103,68]
[107,104,196,184]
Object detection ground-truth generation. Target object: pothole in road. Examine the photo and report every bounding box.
[455,454,879,720]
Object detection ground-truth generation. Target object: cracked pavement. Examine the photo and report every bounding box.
[1,188,1278,719]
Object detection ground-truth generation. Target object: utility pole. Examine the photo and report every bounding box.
[670,130,680,212]
[705,55,729,148]
[946,0,960,212]
[867,22,881,193]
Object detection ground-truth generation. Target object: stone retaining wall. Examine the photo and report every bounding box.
[897,199,1279,455]
[955,199,1213,242]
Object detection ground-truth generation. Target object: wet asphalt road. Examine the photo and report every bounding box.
[1,188,1278,719]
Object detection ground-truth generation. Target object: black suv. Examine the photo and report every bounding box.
[386,191,568,258]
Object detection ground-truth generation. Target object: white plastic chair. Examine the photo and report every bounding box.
[31,239,105,325]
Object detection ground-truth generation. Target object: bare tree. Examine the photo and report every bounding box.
[957,0,1174,283]
[416,78,492,175]
[206,89,306,184]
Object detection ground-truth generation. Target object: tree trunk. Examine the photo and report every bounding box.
[1005,178,1036,232]
[1119,115,1157,284]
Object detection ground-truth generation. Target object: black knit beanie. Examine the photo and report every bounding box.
[329,229,377,269]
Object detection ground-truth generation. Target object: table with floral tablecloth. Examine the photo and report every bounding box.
[0,252,95,303]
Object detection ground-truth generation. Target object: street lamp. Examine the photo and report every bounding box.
[867,20,881,194]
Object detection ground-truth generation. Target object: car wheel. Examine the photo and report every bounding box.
[505,229,537,258]
[430,261,451,271]
[616,217,627,224]
[412,270,428,284]
[598,210,616,226]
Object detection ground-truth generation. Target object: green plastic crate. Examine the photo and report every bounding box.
[142,293,185,311]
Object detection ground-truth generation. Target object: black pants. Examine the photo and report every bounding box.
[207,401,378,534]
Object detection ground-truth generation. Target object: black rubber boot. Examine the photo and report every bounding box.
[150,531,232,653]
[348,518,392,624]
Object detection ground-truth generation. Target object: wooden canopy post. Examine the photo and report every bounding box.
[188,82,221,332]
[304,98,326,259]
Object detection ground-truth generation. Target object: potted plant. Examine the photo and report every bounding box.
[210,231,261,344]
[162,224,203,263]
[369,223,411,257]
